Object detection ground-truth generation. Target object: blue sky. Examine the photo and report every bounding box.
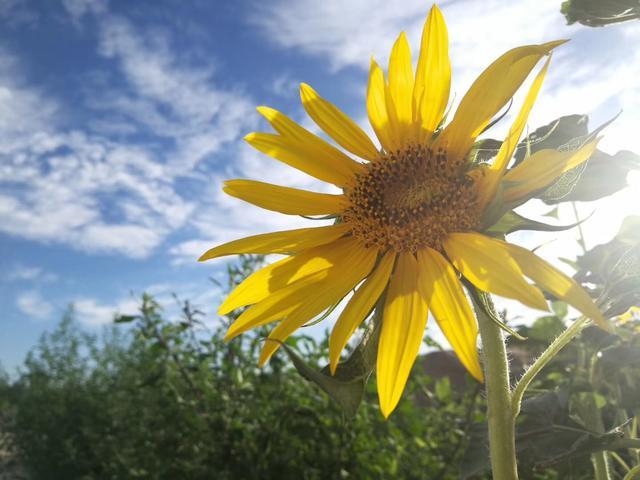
[2,0,639,373]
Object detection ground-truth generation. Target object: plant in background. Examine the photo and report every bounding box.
[3,255,491,480]
[561,0,640,26]
[199,4,617,478]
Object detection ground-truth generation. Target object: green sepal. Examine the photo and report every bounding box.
[467,283,527,341]
[274,307,382,417]
[302,297,344,327]
[485,210,591,236]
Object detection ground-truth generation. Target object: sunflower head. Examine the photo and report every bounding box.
[344,143,481,253]
[200,4,607,418]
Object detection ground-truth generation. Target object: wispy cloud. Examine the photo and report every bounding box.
[16,291,54,320]
[4,264,58,283]
[250,0,640,152]
[71,280,219,327]
[0,5,256,259]
[61,0,106,27]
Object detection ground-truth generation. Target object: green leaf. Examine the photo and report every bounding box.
[562,0,640,27]
[485,210,588,235]
[461,388,636,476]
[513,114,589,166]
[527,316,567,342]
[551,301,569,319]
[575,215,640,316]
[544,149,640,203]
[468,286,527,341]
[468,138,502,164]
[114,315,137,323]
[434,378,452,403]
[534,114,622,204]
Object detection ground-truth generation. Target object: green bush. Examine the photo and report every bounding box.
[4,254,638,479]
[3,257,484,480]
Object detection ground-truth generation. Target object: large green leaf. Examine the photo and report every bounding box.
[575,216,640,316]
[542,149,640,203]
[513,114,589,166]
[460,388,637,478]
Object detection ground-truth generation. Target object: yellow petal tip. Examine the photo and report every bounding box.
[243,132,257,143]
[544,39,570,51]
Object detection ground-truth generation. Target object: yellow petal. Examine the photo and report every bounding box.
[388,32,415,144]
[438,40,566,164]
[219,236,362,315]
[367,58,394,153]
[225,270,329,341]
[417,248,483,382]
[377,252,429,418]
[506,243,610,330]
[198,223,349,261]
[225,241,377,341]
[502,140,599,202]
[256,106,364,175]
[223,179,345,216]
[258,246,378,365]
[476,56,551,209]
[444,233,548,311]
[329,251,396,374]
[245,132,358,187]
[413,4,451,137]
[299,83,379,161]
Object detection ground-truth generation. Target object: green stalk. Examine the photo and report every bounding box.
[476,298,519,480]
[512,315,590,417]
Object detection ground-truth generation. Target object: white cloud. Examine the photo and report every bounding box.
[0,9,255,258]
[251,0,640,152]
[62,0,106,26]
[16,291,54,320]
[4,265,57,283]
[95,14,256,173]
[0,0,38,28]
[269,73,301,98]
[73,296,138,327]
[72,281,219,327]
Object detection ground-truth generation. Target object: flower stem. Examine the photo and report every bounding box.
[512,315,590,417]
[475,297,519,480]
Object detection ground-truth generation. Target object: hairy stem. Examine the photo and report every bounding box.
[476,297,519,480]
[512,315,590,417]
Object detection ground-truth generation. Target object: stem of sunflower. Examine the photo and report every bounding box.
[475,296,519,480]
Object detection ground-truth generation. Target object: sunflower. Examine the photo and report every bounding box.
[200,4,606,417]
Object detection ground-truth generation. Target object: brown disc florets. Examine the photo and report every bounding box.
[343,145,481,253]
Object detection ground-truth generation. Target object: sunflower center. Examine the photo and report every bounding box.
[343,145,481,253]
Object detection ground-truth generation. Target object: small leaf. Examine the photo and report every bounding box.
[114,315,137,323]
[468,138,503,164]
